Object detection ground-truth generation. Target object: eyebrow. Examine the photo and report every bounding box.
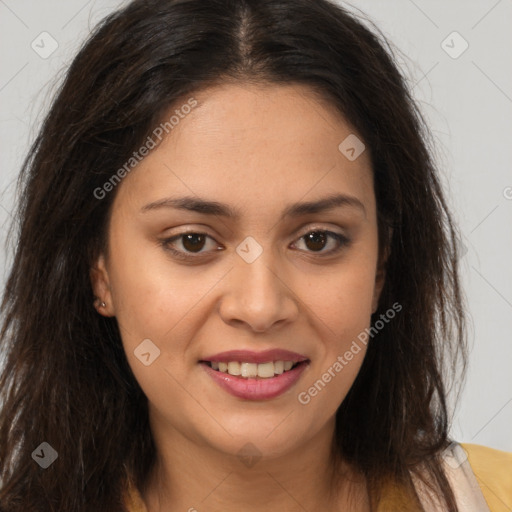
[140,193,366,220]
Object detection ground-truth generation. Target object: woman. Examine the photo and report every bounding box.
[0,0,510,510]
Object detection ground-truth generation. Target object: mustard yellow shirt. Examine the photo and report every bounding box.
[123,443,512,511]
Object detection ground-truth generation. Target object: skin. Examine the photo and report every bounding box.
[91,82,386,511]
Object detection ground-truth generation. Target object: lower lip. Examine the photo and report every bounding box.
[200,362,309,401]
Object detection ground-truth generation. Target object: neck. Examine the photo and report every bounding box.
[140,413,369,512]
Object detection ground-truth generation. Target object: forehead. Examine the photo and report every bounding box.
[114,82,375,219]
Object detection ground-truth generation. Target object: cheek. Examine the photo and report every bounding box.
[108,230,205,339]
[107,243,209,411]
[306,260,377,340]
[295,260,375,411]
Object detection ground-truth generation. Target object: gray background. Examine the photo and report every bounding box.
[1,1,511,452]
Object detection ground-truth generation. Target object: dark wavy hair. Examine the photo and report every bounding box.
[0,0,468,510]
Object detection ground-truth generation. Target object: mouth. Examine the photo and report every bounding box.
[199,349,310,400]
[201,360,307,378]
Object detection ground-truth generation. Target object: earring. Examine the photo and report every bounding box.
[100,301,106,308]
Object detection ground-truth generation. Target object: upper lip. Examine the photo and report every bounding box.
[202,349,309,364]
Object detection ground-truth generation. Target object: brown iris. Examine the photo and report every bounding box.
[182,233,207,252]
[303,231,327,252]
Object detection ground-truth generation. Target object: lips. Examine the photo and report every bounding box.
[203,349,309,364]
[200,349,310,400]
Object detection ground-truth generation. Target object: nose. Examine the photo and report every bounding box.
[218,252,300,333]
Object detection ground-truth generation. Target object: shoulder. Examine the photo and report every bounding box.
[123,479,148,512]
[461,442,512,512]
[120,445,512,512]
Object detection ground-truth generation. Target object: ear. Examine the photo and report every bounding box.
[371,233,391,314]
[90,253,115,317]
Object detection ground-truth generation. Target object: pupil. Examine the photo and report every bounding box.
[305,231,326,251]
[183,233,205,252]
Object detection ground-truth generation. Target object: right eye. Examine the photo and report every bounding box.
[160,232,222,260]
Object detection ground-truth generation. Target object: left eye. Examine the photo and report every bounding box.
[161,229,347,259]
[291,230,348,254]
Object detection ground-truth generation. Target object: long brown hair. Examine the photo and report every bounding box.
[0,0,467,510]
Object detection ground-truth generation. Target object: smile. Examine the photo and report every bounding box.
[200,349,310,400]
[207,360,297,378]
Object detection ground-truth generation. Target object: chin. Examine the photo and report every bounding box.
[195,415,315,461]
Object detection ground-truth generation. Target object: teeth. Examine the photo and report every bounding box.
[210,360,298,378]
[257,362,274,378]
[240,362,258,378]
[227,361,241,376]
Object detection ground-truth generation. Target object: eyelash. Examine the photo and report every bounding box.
[159,229,349,261]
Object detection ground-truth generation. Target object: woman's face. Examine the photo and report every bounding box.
[92,82,385,461]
